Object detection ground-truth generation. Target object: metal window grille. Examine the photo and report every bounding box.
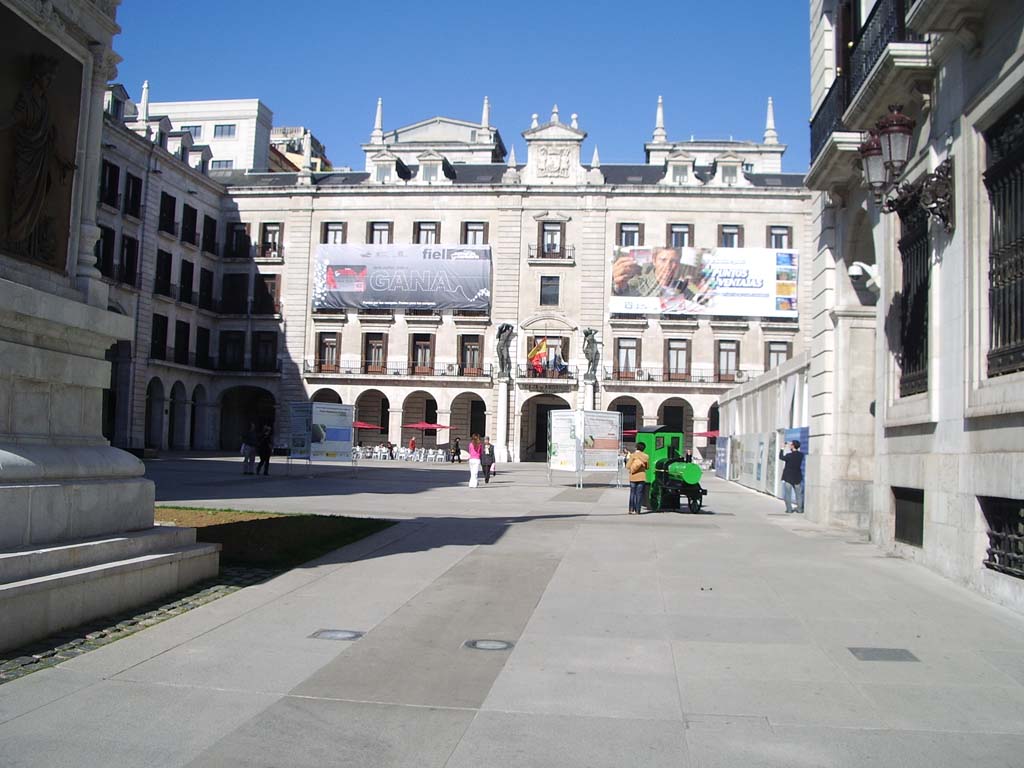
[980,497,1024,579]
[896,195,930,397]
[893,487,924,547]
[983,97,1024,377]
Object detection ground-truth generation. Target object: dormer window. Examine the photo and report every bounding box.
[421,163,439,183]
[376,164,392,183]
[722,166,738,185]
[107,97,123,120]
[672,165,689,184]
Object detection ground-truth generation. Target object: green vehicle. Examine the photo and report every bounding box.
[635,425,707,513]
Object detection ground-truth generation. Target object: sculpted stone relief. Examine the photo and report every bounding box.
[536,145,571,178]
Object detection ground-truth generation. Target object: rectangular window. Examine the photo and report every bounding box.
[462,222,487,245]
[411,333,435,374]
[716,340,739,381]
[154,250,172,296]
[219,331,246,371]
[617,223,642,247]
[368,221,393,244]
[768,226,793,249]
[322,222,346,244]
[460,334,482,374]
[179,260,194,304]
[895,195,930,397]
[983,97,1024,378]
[364,333,386,373]
[317,332,340,372]
[375,165,391,183]
[124,173,142,218]
[158,192,176,234]
[540,276,560,306]
[420,163,438,182]
[253,274,279,314]
[260,223,282,259]
[413,221,439,244]
[150,314,168,359]
[668,224,691,248]
[202,215,218,254]
[210,160,234,170]
[99,160,120,208]
[199,268,214,310]
[765,341,791,370]
[174,320,190,364]
[120,235,139,286]
[253,332,278,371]
[226,222,250,258]
[180,125,202,139]
[181,204,198,245]
[540,221,564,256]
[213,124,236,138]
[615,338,639,379]
[979,496,1024,579]
[671,165,689,184]
[196,327,211,368]
[666,339,690,380]
[893,487,924,547]
[221,273,249,314]
[95,225,116,279]
[722,166,738,185]
[719,224,742,248]
[527,336,569,378]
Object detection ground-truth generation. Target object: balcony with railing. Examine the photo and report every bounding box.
[517,363,578,384]
[304,361,493,379]
[528,244,575,263]
[255,243,283,262]
[601,366,742,385]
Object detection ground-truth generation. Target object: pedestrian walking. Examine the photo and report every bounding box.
[779,440,804,513]
[408,435,417,453]
[480,436,496,484]
[451,436,461,463]
[241,421,258,475]
[467,434,482,488]
[256,424,274,476]
[627,441,650,514]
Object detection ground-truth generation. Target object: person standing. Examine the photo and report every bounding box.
[480,436,496,484]
[256,424,274,477]
[779,440,804,513]
[467,434,482,488]
[627,441,650,514]
[451,436,461,463]
[241,421,258,475]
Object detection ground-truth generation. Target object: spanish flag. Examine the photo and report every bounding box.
[528,338,548,372]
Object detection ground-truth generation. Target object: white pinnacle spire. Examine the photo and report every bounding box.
[764,96,778,145]
[507,146,517,168]
[140,79,150,121]
[591,145,600,168]
[652,95,667,144]
[550,104,560,124]
[481,96,490,128]
[371,97,383,144]
[531,113,539,129]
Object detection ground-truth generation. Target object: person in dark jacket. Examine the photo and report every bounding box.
[451,437,462,463]
[480,436,496,483]
[779,440,804,513]
[256,425,274,476]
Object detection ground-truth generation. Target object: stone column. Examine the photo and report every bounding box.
[496,377,510,462]
[75,45,119,308]
[435,409,451,449]
[583,380,595,411]
[692,416,709,456]
[388,408,403,447]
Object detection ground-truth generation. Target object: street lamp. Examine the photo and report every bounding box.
[876,104,916,180]
[859,131,887,203]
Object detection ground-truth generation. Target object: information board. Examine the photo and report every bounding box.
[548,411,579,472]
[581,410,622,472]
[289,402,313,459]
[310,403,354,462]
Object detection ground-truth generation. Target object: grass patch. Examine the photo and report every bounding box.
[156,506,394,569]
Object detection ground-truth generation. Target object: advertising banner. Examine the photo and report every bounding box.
[289,402,313,459]
[548,411,579,472]
[610,246,798,318]
[581,410,622,472]
[310,403,354,462]
[715,437,729,480]
[313,244,491,311]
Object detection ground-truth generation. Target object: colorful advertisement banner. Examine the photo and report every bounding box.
[313,244,491,311]
[310,403,354,462]
[581,410,622,472]
[610,246,798,318]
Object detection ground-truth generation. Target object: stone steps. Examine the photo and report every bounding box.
[0,526,198,584]
[0,540,220,652]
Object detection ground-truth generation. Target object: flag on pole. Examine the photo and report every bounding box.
[528,338,548,373]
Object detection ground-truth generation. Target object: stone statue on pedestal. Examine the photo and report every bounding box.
[583,327,601,381]
[496,323,515,378]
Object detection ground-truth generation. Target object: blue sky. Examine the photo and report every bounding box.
[114,1,811,172]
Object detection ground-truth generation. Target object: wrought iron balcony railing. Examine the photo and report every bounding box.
[809,76,850,163]
[305,361,493,378]
[847,0,923,102]
[528,244,575,260]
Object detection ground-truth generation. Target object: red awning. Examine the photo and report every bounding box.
[353,421,381,430]
[402,422,450,430]
[692,430,720,438]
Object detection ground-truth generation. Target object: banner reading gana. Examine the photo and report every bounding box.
[313,244,492,311]
[610,246,799,318]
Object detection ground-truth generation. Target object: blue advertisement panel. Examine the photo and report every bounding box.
[715,437,729,479]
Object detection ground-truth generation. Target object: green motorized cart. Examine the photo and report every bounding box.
[635,425,708,513]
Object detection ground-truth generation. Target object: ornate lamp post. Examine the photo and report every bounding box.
[859,131,888,203]
[876,104,916,180]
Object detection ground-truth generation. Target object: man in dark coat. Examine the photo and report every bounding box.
[779,440,804,513]
[480,436,496,483]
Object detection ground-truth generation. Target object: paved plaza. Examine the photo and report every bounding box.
[2,457,1024,766]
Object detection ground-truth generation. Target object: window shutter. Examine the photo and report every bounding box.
[786,341,793,357]
[765,225,772,247]
[460,222,467,244]
[764,341,771,371]
[615,223,622,245]
[562,335,569,361]
[430,334,436,369]
[388,223,394,244]
[559,223,566,251]
[482,222,489,244]
[717,224,724,247]
[412,222,420,242]
[663,339,669,377]
[690,224,696,248]
[435,222,441,242]
[382,333,389,364]
[638,223,645,246]
[636,337,643,370]
[665,223,673,247]
[321,222,327,244]
[738,226,744,248]
[537,221,544,252]
[366,222,373,243]
[456,334,463,369]
[686,339,692,374]
[279,221,285,247]
[408,334,415,371]
[786,226,793,247]
[715,341,721,377]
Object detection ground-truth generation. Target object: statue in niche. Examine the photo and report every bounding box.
[496,323,515,378]
[583,328,601,381]
[0,55,75,264]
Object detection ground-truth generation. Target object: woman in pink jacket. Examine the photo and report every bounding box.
[467,434,482,488]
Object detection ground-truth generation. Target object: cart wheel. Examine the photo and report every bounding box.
[688,496,702,514]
